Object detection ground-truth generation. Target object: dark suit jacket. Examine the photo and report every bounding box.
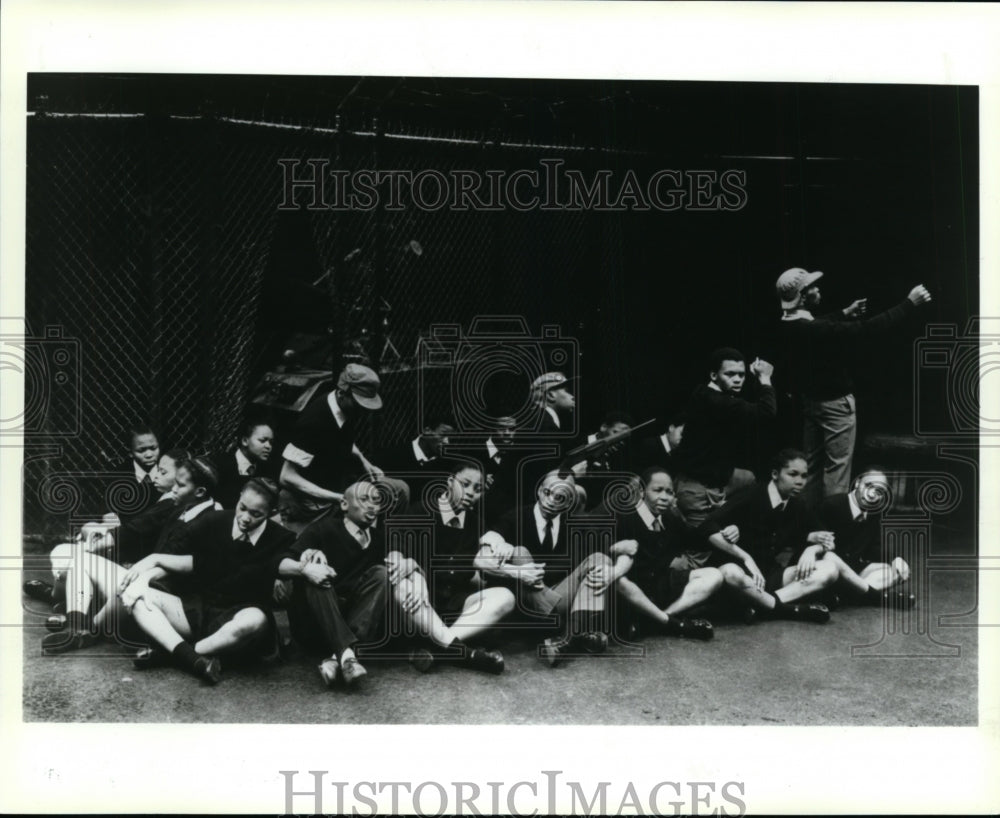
[375,440,444,504]
[493,504,585,586]
[169,510,294,610]
[284,510,387,592]
[699,484,820,570]
[210,449,280,510]
[112,458,160,514]
[819,493,888,569]
[116,497,182,564]
[614,508,689,590]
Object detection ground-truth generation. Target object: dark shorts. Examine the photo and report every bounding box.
[634,570,688,609]
[764,562,789,594]
[182,594,276,654]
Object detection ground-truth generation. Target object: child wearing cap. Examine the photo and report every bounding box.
[279,364,393,531]
[775,267,932,502]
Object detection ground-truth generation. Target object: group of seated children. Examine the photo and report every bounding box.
[25,414,915,690]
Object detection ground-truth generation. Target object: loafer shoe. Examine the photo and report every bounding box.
[663,617,715,641]
[464,647,504,674]
[23,579,55,605]
[340,657,368,687]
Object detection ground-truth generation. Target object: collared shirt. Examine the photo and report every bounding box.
[781,309,815,322]
[412,437,432,464]
[707,381,722,393]
[230,518,267,546]
[533,502,560,548]
[180,498,222,523]
[847,492,867,522]
[485,437,501,463]
[235,448,256,476]
[544,406,561,429]
[437,494,465,529]
[635,500,663,532]
[133,461,154,484]
[767,480,788,512]
[344,517,371,549]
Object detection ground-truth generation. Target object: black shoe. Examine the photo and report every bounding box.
[133,646,172,670]
[193,656,222,685]
[576,632,609,654]
[23,579,55,605]
[463,647,504,675]
[41,629,98,655]
[663,617,715,641]
[408,648,435,673]
[45,614,67,633]
[779,603,830,624]
[822,592,841,612]
[52,601,67,615]
[741,606,758,625]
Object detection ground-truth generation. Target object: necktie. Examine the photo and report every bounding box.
[356,528,369,548]
[237,532,251,544]
[652,516,664,532]
[448,517,462,529]
[245,463,256,477]
[141,473,153,486]
[541,519,554,551]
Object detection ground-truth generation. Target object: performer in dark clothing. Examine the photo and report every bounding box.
[632,411,685,476]
[118,479,294,685]
[699,449,834,623]
[40,456,223,654]
[386,461,510,674]
[812,466,915,607]
[775,267,932,502]
[279,364,408,531]
[478,470,618,666]
[478,416,519,525]
[611,468,717,640]
[212,416,279,509]
[674,347,776,566]
[279,479,391,688]
[376,415,456,505]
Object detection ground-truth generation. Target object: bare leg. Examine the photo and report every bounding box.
[719,562,779,609]
[446,587,515,642]
[394,572,455,647]
[129,588,193,652]
[776,560,839,604]
[194,607,268,655]
[665,567,724,615]
[616,577,671,624]
[860,561,906,591]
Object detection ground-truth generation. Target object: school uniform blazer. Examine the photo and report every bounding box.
[819,493,889,570]
[283,511,387,592]
[699,484,820,570]
[210,449,279,510]
[493,504,584,587]
[170,510,294,610]
[614,508,689,588]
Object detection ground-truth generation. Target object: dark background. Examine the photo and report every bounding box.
[22,74,978,534]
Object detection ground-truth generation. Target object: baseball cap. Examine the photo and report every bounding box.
[530,371,573,400]
[776,267,823,309]
[337,363,383,410]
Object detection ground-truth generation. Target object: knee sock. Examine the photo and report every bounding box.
[171,641,202,673]
[66,610,90,632]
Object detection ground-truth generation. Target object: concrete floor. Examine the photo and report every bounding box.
[21,543,978,726]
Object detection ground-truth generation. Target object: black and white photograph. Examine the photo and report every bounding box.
[2,2,998,815]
